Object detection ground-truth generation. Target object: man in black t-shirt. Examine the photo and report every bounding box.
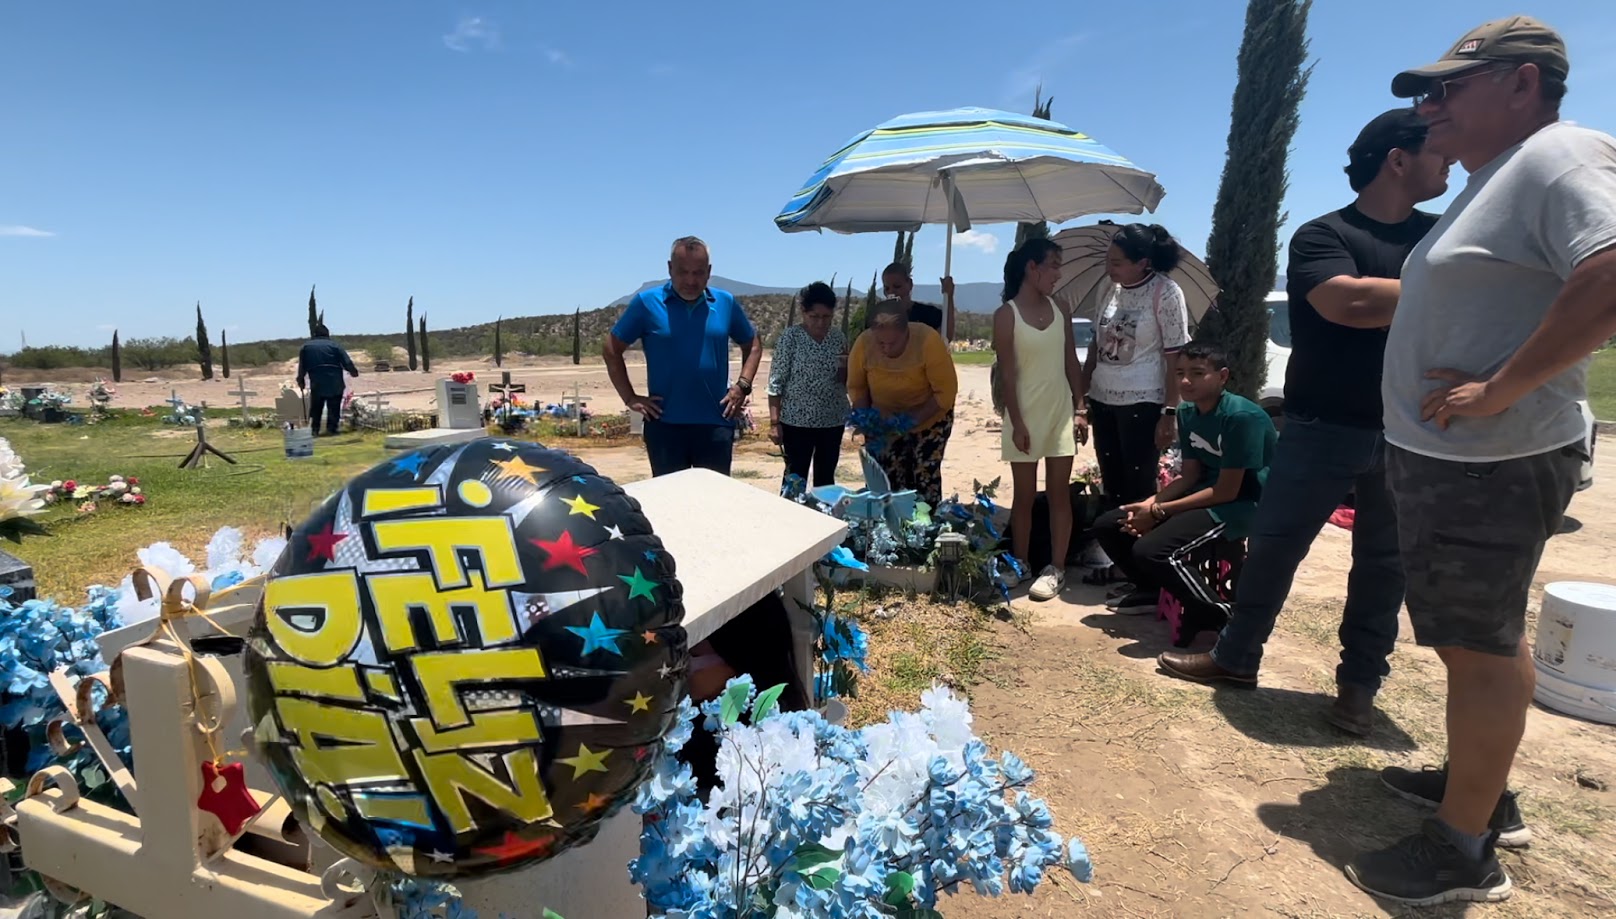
[1159,109,1451,735]
[866,261,954,339]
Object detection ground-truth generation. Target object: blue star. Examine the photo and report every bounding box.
[565,612,629,657]
[389,452,428,477]
[642,549,658,562]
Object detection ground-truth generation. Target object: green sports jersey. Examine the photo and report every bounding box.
[1176,391,1277,538]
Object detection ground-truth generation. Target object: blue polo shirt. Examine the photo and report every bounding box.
[611,282,757,427]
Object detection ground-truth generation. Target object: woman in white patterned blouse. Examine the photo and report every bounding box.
[767,282,850,486]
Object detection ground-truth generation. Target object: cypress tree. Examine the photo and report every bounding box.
[1199,0,1313,398]
[493,316,504,367]
[841,280,854,337]
[196,302,214,380]
[111,330,122,383]
[406,296,418,370]
[307,285,318,337]
[893,232,915,270]
[420,314,431,372]
[221,329,231,378]
[571,308,582,365]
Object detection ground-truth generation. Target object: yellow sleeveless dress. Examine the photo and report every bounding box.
[1000,297,1076,462]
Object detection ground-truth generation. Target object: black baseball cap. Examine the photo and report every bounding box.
[1348,109,1430,174]
[1392,15,1570,98]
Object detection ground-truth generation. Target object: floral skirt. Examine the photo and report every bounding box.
[880,411,953,508]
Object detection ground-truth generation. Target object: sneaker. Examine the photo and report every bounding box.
[999,559,1026,590]
[1344,818,1512,905]
[1106,589,1158,615]
[1028,566,1066,601]
[1105,582,1137,600]
[1380,764,1531,847]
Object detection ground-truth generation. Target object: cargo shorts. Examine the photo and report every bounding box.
[1385,443,1582,657]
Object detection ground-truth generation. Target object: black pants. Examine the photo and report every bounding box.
[643,419,734,477]
[309,391,343,434]
[781,424,845,487]
[1095,507,1230,631]
[1089,400,1163,505]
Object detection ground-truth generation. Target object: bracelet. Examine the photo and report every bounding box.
[1150,503,1169,521]
[734,378,753,394]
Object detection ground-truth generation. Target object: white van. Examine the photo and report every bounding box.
[1261,292,1594,490]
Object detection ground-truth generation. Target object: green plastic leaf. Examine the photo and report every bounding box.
[751,683,787,722]
[883,871,917,907]
[895,910,945,919]
[805,866,841,891]
[784,842,841,874]
[542,910,565,919]
[720,681,751,726]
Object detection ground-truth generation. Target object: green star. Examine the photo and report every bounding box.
[618,566,660,602]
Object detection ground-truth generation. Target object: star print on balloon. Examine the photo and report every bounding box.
[243,437,687,880]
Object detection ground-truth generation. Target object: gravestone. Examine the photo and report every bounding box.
[382,379,484,450]
[0,548,35,603]
[274,389,306,426]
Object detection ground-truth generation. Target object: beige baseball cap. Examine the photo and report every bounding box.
[1392,15,1569,98]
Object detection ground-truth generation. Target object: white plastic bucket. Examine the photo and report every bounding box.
[283,427,314,460]
[1532,581,1616,725]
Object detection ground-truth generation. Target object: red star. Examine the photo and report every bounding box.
[475,830,555,863]
[634,745,652,762]
[531,530,597,576]
[305,524,348,563]
[576,792,610,814]
[197,761,261,836]
[642,630,659,644]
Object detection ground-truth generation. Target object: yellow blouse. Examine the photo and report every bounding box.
[847,322,958,430]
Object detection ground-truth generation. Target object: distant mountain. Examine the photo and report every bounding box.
[613,275,1004,313]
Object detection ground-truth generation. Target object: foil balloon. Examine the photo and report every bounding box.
[243,438,688,877]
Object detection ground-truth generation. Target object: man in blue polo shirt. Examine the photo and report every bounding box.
[604,236,763,477]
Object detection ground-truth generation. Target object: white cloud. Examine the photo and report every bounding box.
[0,225,54,238]
[442,16,499,52]
[543,46,573,68]
[951,229,999,255]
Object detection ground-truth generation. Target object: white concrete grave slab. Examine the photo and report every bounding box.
[44,468,846,919]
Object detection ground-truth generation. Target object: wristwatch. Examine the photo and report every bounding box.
[1161,406,1177,416]
[735,377,753,394]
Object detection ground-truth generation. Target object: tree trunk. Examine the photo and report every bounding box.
[111,330,122,383]
[1199,0,1313,399]
[406,296,418,370]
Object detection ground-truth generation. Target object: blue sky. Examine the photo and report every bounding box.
[5,1,1615,349]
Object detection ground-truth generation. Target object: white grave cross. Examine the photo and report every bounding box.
[228,377,257,421]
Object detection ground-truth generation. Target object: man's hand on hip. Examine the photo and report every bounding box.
[626,393,663,419]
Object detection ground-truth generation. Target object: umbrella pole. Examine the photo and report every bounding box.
[943,185,955,342]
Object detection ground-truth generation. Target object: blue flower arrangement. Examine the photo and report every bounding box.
[630,676,1091,918]
[847,409,917,456]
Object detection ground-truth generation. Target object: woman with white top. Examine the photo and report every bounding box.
[767,282,850,487]
[993,238,1089,601]
[1086,224,1192,506]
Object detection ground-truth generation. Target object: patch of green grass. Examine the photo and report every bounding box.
[2,418,387,600]
[951,351,994,366]
[1589,348,1616,422]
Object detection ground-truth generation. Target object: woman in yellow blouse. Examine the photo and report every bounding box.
[847,299,959,507]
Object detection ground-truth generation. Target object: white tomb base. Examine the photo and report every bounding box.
[381,427,485,450]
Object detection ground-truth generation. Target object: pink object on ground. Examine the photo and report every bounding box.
[1329,506,1355,530]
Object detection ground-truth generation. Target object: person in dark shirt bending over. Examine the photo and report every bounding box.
[1158,109,1451,736]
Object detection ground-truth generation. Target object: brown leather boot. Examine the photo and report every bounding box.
[1156,651,1258,688]
[1325,683,1376,736]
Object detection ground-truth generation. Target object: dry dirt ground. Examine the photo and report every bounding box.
[26,360,1616,917]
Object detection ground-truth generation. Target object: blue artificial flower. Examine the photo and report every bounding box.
[1066,838,1095,883]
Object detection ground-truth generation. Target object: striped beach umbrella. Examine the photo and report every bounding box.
[775,106,1164,238]
[775,109,1164,327]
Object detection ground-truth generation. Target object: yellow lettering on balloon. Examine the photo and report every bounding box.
[369,517,524,590]
[409,648,547,731]
[353,793,434,828]
[266,662,366,701]
[411,710,542,755]
[365,570,520,654]
[275,698,411,788]
[361,487,444,517]
[263,571,365,666]
[415,747,553,835]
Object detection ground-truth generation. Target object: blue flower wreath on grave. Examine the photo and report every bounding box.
[629,676,1093,918]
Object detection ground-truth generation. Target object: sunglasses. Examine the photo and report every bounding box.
[1413,66,1513,107]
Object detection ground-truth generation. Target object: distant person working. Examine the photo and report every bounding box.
[296,323,359,436]
[604,236,763,477]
